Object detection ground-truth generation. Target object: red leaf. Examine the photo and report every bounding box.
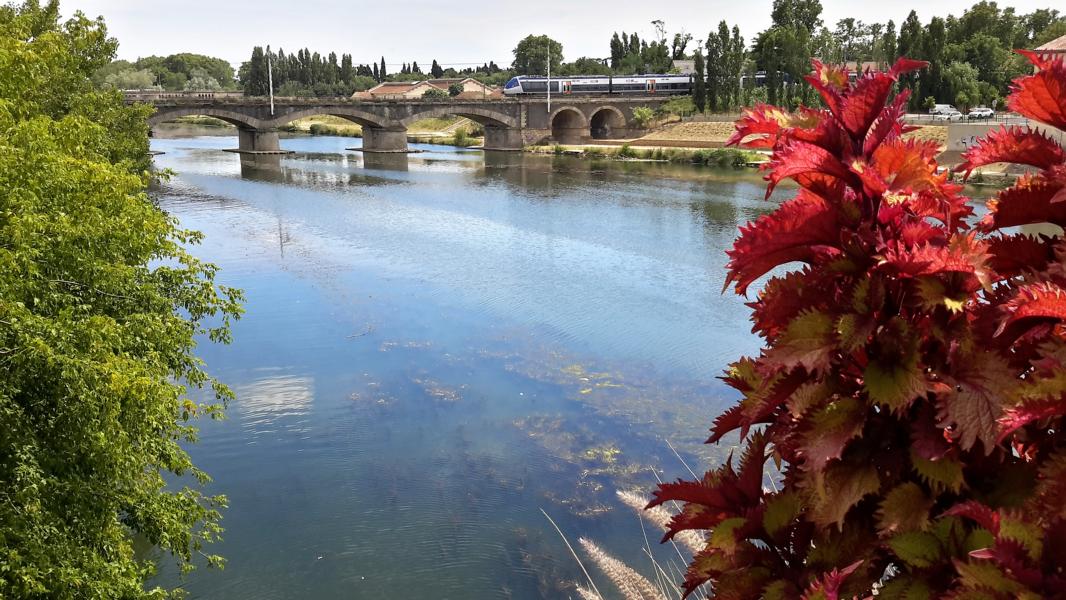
[888,58,929,78]
[836,72,896,138]
[999,396,1066,440]
[986,234,1055,277]
[871,137,945,193]
[1007,54,1066,130]
[767,140,856,199]
[979,174,1066,231]
[805,60,848,117]
[957,126,1066,175]
[943,501,1000,535]
[727,103,798,149]
[863,89,911,156]
[799,397,866,472]
[800,560,864,600]
[750,269,824,340]
[940,353,1014,453]
[708,404,746,444]
[726,191,845,296]
[996,282,1066,338]
[878,233,991,287]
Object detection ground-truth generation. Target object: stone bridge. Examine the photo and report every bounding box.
[139,96,672,153]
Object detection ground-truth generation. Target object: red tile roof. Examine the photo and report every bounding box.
[1036,33,1066,53]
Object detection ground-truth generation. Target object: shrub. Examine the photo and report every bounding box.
[552,144,565,155]
[448,82,464,97]
[617,144,638,158]
[651,55,1066,598]
[631,107,654,129]
[422,88,447,100]
[451,129,470,146]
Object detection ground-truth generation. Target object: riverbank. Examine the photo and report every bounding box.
[526,144,768,169]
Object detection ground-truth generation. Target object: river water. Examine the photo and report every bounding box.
[148,128,779,599]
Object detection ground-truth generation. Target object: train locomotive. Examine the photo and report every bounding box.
[502,74,692,96]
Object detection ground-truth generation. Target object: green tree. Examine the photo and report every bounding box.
[447,82,463,96]
[705,27,723,111]
[243,45,268,95]
[430,59,444,78]
[511,34,562,75]
[184,67,221,91]
[0,2,242,597]
[771,0,823,32]
[631,106,654,128]
[920,17,948,102]
[944,60,981,108]
[558,56,611,76]
[609,32,624,69]
[671,31,692,59]
[422,88,447,99]
[692,49,707,112]
[103,67,156,90]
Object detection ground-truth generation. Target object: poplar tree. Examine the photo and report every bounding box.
[693,49,707,112]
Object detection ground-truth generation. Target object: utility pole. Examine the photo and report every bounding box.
[267,44,275,116]
[546,37,551,114]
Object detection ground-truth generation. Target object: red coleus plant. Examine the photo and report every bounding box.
[650,54,1066,599]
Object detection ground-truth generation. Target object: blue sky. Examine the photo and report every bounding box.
[67,0,1054,68]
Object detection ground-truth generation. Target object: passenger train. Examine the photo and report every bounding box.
[502,74,692,96]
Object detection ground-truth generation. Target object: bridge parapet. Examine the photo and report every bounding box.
[140,95,674,153]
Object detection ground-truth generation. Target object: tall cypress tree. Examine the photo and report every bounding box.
[693,49,707,112]
[379,56,387,81]
[245,46,268,95]
[705,30,723,112]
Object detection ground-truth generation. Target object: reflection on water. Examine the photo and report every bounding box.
[235,369,314,426]
[151,130,778,599]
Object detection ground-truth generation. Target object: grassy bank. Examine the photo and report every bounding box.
[528,144,767,168]
[409,129,483,148]
[171,115,234,127]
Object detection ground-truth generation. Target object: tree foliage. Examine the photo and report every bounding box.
[651,55,1066,598]
[512,34,563,76]
[0,1,242,596]
[95,52,236,91]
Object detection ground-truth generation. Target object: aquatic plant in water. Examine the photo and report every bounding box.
[649,54,1066,597]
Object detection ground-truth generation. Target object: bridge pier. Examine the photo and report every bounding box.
[483,127,525,151]
[235,128,290,154]
[361,127,409,153]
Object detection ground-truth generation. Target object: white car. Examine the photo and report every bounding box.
[930,104,958,115]
[968,107,995,119]
[934,110,965,121]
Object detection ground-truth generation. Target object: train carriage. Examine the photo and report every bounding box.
[503,74,692,96]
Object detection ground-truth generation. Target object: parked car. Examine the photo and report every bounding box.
[930,104,958,115]
[934,109,965,121]
[968,106,995,119]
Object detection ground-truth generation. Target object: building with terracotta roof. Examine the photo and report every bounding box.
[1034,33,1066,61]
[352,78,500,100]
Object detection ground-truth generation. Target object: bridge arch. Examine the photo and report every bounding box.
[589,106,627,140]
[549,107,588,144]
[398,106,517,129]
[147,107,261,129]
[264,107,399,130]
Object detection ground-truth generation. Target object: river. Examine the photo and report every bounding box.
[147,127,792,598]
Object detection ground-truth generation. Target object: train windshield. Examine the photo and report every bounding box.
[504,77,520,89]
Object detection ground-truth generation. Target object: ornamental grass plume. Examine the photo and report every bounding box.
[578,538,667,600]
[615,490,705,555]
[649,53,1066,598]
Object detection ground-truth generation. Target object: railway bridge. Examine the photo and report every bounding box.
[134,93,672,153]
